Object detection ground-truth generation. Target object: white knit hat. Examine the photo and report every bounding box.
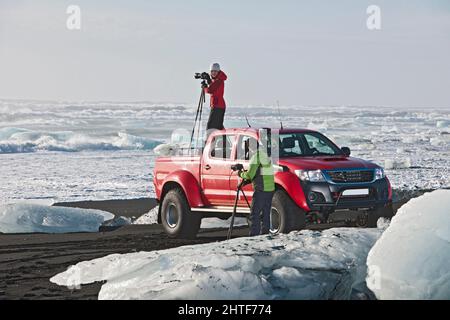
[210,63,221,72]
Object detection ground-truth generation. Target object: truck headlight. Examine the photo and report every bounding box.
[374,168,385,180]
[295,169,325,182]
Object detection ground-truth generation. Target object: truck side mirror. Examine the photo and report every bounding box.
[341,147,351,157]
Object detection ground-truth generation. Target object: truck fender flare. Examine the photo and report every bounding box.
[161,170,205,208]
[275,172,310,212]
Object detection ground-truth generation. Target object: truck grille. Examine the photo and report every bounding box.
[327,170,374,183]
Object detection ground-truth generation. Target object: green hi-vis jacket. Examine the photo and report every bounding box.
[239,150,275,192]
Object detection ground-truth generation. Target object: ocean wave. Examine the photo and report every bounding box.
[0,127,161,153]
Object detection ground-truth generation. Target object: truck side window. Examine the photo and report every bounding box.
[280,135,303,157]
[237,136,258,161]
[210,135,235,159]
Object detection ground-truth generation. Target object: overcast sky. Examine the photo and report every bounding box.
[0,0,449,107]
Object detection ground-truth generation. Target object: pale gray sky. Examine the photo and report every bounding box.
[0,0,449,107]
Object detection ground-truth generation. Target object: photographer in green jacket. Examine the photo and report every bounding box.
[239,131,275,236]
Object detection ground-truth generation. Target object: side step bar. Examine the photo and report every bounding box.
[191,206,251,214]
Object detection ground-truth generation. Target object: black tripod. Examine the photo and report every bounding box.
[189,81,207,150]
[227,178,252,240]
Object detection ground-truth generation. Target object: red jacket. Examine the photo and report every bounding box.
[205,71,227,109]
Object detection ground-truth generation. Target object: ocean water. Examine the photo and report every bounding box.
[0,99,449,204]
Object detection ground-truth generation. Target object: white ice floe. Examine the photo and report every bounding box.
[51,227,383,300]
[384,158,412,170]
[0,203,114,233]
[153,143,177,156]
[101,216,132,228]
[133,205,247,229]
[430,135,450,147]
[133,206,159,225]
[367,189,450,300]
[151,128,194,156]
[436,120,450,129]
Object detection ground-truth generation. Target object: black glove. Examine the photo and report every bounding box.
[201,81,208,89]
[242,178,252,187]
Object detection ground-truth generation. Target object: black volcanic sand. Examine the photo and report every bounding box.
[0,190,421,300]
[0,224,250,300]
[52,198,158,219]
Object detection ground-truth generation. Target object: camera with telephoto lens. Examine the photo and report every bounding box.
[231,163,244,172]
[194,72,211,81]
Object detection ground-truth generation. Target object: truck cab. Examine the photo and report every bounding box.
[153,128,393,239]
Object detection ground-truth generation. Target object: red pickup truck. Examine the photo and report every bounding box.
[153,128,393,239]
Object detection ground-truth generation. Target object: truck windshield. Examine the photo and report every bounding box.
[279,132,342,157]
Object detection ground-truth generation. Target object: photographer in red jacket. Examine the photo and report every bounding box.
[203,63,228,131]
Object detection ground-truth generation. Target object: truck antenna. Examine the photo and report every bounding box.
[245,115,252,128]
[276,100,284,129]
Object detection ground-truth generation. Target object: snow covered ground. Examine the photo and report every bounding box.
[51,227,384,300]
[1,99,448,203]
[0,203,114,233]
[367,190,450,300]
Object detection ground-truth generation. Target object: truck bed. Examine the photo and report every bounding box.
[154,155,202,193]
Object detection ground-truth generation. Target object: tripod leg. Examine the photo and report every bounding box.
[227,188,240,240]
[241,188,251,209]
[196,90,205,149]
[189,88,206,149]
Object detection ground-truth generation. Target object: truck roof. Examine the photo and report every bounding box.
[214,127,318,135]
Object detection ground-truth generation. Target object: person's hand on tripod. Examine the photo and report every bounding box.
[238,170,251,186]
[242,178,252,187]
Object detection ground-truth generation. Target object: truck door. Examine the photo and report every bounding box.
[201,134,236,206]
[229,135,257,207]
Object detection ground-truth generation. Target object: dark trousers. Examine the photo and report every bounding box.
[206,107,225,131]
[249,191,274,236]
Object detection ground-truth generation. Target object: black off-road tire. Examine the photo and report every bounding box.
[271,190,306,234]
[160,188,201,239]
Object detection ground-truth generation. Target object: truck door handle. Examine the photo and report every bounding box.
[205,164,211,170]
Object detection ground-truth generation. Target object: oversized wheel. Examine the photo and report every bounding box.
[160,188,201,239]
[271,190,306,234]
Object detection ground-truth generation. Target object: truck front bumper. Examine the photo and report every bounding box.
[302,177,391,211]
